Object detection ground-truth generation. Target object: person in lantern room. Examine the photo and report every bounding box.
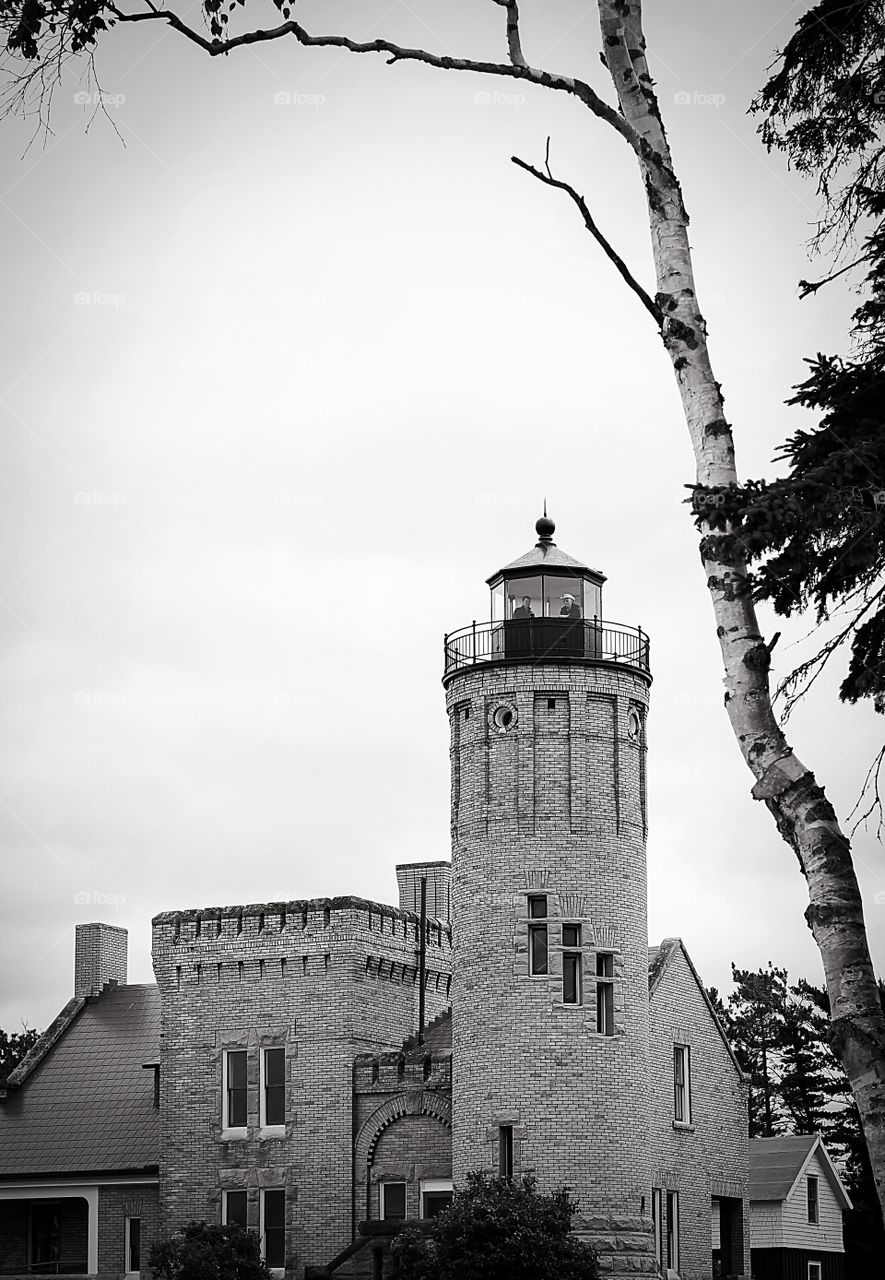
[512,596,534,619]
[560,593,582,619]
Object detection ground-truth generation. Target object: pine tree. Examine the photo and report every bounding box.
[727,964,789,1137]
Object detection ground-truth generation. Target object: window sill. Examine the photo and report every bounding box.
[672,1120,695,1133]
[259,1125,286,1138]
[220,1127,248,1140]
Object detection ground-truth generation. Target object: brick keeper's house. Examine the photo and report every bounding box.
[1,517,755,1279]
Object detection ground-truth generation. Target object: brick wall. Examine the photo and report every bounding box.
[97,1182,161,1276]
[445,661,655,1273]
[75,923,127,998]
[648,940,750,1278]
[153,896,451,1278]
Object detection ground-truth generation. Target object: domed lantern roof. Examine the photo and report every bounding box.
[486,514,606,624]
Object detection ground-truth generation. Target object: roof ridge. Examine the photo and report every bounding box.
[2,997,86,1093]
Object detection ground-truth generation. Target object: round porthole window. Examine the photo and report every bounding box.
[627,708,642,741]
[489,701,518,734]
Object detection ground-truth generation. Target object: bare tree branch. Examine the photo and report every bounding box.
[512,146,663,327]
[851,744,885,841]
[105,6,648,159]
[799,249,876,298]
[491,0,527,69]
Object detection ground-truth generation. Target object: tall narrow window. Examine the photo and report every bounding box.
[224,1050,248,1130]
[808,1264,822,1280]
[381,1183,406,1220]
[124,1218,141,1275]
[674,1045,691,1124]
[666,1190,679,1271]
[498,1125,514,1180]
[528,896,548,975]
[261,1188,286,1270]
[596,953,614,1034]
[224,1190,248,1229]
[651,1188,663,1267]
[562,923,582,1003]
[807,1175,819,1224]
[262,1047,285,1128]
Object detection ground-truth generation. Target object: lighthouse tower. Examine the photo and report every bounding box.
[443,514,655,1268]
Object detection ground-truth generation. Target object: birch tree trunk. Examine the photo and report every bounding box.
[596,0,885,1222]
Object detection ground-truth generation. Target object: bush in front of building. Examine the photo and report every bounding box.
[149,1221,273,1280]
[388,1173,600,1280]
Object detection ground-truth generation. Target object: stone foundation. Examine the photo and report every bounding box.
[580,1215,659,1276]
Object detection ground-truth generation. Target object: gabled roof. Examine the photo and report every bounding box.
[648,938,747,1080]
[750,1135,853,1211]
[0,984,159,1179]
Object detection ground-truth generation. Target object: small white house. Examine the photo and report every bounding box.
[749,1134,852,1280]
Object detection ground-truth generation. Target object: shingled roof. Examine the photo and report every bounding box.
[749,1135,852,1210]
[0,983,159,1178]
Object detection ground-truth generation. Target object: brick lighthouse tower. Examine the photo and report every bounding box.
[442,514,656,1271]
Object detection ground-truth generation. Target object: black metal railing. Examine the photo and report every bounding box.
[443,618,650,678]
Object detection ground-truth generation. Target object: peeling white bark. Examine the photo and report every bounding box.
[597,0,885,1224]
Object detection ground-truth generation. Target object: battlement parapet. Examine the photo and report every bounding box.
[354,1050,452,1094]
[152,895,451,953]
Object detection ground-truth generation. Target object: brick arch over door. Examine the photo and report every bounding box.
[356,1091,452,1168]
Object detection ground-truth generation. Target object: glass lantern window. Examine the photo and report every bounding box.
[543,576,584,619]
[504,576,543,620]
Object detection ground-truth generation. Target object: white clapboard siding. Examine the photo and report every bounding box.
[782,1149,845,1252]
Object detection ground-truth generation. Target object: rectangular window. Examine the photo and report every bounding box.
[651,1189,663,1267]
[563,952,582,1005]
[808,1264,822,1280]
[124,1218,141,1274]
[223,1190,248,1229]
[807,1175,819,1224]
[666,1191,679,1270]
[528,895,547,918]
[381,1183,406,1220]
[420,1180,454,1219]
[224,1049,248,1130]
[262,1047,286,1128]
[562,923,581,948]
[261,1188,286,1270]
[529,924,548,975]
[498,1125,513,1180]
[674,1044,691,1123]
[596,953,614,1034]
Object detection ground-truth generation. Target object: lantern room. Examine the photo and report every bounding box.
[442,513,650,682]
[486,513,605,623]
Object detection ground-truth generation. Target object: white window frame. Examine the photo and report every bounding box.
[666,1190,680,1271]
[807,1174,819,1224]
[420,1178,454,1218]
[380,1181,407,1220]
[222,1049,248,1136]
[222,1189,248,1229]
[259,1046,286,1133]
[673,1044,692,1125]
[259,1187,286,1275]
[808,1263,822,1280]
[124,1216,141,1277]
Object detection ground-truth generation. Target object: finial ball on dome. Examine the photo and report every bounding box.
[535,513,556,542]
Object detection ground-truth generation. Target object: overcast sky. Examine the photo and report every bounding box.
[1,0,882,1032]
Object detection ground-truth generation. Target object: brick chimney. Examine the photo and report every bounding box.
[75,923,128,997]
[396,862,451,921]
